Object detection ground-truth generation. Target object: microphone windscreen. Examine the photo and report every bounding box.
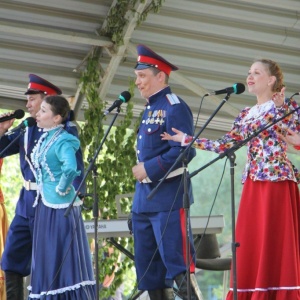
[235,83,245,95]
[120,91,132,103]
[25,117,36,127]
[14,109,25,119]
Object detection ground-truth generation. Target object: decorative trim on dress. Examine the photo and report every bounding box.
[27,280,96,298]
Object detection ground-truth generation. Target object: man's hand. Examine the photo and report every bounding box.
[132,162,147,182]
[0,112,15,136]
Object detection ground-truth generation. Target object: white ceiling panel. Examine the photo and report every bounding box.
[0,0,299,139]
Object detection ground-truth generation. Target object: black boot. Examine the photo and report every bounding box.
[5,271,24,300]
[148,288,174,300]
[175,273,203,300]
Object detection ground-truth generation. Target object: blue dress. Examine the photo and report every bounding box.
[28,127,95,299]
[0,121,85,276]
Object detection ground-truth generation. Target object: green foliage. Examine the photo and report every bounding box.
[1,155,23,222]
[137,0,165,24]
[0,109,23,222]
[189,148,246,246]
[79,1,166,295]
[79,52,140,299]
[101,0,165,45]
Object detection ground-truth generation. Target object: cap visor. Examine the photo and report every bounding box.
[134,63,152,70]
[24,89,45,95]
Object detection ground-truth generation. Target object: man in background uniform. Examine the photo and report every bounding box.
[0,74,85,299]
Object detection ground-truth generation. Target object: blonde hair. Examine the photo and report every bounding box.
[254,59,285,92]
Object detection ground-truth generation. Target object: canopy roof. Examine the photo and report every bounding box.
[0,0,299,139]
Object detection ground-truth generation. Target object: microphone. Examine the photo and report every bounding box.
[205,83,245,96]
[104,91,132,115]
[0,109,25,123]
[5,117,36,135]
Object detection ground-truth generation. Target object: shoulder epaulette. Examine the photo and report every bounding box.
[166,93,180,105]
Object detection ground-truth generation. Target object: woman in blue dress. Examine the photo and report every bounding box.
[28,95,95,299]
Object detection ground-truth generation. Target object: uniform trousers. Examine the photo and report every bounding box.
[132,209,196,290]
[1,214,34,276]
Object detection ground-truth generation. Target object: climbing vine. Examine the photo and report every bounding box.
[78,0,164,298]
[79,51,138,298]
[101,0,165,45]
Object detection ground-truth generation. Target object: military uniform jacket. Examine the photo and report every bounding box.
[0,122,84,218]
[132,86,196,213]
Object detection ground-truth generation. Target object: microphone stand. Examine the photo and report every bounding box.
[147,93,232,300]
[182,154,192,300]
[0,127,28,157]
[64,106,123,300]
[188,98,300,300]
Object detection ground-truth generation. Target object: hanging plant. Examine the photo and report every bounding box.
[78,1,164,298]
[101,0,165,45]
[79,52,138,299]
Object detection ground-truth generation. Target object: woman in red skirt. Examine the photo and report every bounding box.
[161,59,300,300]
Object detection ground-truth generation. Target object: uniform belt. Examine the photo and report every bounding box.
[141,167,186,184]
[23,180,38,191]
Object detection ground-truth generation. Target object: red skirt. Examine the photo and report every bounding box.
[226,179,300,300]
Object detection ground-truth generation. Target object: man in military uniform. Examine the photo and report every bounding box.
[0,74,85,299]
[131,44,203,300]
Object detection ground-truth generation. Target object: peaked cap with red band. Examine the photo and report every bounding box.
[135,44,178,76]
[25,74,62,95]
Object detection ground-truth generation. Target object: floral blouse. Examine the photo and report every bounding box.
[183,98,300,184]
